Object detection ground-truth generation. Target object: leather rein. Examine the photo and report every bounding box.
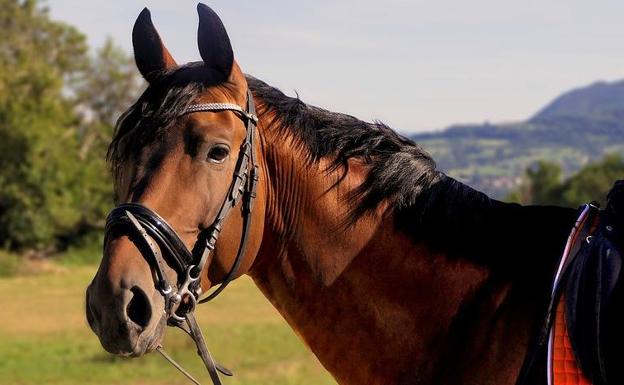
[104,90,259,385]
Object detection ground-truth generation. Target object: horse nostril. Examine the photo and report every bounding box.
[126,286,152,329]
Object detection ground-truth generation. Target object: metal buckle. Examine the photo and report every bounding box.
[169,266,201,323]
[247,113,258,124]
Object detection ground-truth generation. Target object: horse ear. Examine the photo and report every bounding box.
[132,8,177,83]
[197,3,234,79]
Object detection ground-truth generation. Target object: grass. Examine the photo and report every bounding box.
[0,264,336,385]
[0,249,20,277]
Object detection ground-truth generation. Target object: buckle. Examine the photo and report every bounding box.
[168,266,201,323]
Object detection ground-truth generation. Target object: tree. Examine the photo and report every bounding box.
[506,161,564,205]
[0,0,141,252]
[75,38,143,159]
[507,154,624,208]
[561,154,624,206]
[0,0,89,250]
[71,38,143,231]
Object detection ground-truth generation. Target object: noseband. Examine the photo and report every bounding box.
[105,90,259,385]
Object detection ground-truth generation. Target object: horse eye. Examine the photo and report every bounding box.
[207,145,230,163]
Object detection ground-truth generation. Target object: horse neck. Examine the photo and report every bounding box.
[249,119,577,384]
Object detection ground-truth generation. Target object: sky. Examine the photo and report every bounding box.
[48,0,624,133]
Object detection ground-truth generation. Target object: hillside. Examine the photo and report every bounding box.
[412,80,624,198]
[533,80,624,121]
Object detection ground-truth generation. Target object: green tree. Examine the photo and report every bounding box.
[0,0,141,252]
[0,0,89,250]
[506,160,564,205]
[561,154,624,206]
[72,38,142,230]
[75,38,143,155]
[507,154,624,207]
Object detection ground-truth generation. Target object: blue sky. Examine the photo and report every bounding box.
[48,1,624,132]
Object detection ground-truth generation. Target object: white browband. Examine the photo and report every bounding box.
[185,102,258,124]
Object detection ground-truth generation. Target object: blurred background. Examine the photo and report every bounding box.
[0,0,622,384]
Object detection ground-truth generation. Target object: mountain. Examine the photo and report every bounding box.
[533,80,624,121]
[411,80,624,198]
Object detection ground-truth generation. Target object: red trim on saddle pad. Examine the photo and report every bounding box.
[551,298,591,385]
[546,204,600,385]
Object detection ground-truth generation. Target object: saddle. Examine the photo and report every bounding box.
[549,181,624,385]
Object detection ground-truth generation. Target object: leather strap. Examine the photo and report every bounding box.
[106,204,193,275]
[104,90,259,385]
[516,203,600,385]
[186,313,226,385]
[198,91,258,303]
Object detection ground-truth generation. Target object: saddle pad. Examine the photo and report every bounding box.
[552,297,591,385]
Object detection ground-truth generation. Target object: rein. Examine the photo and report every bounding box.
[104,90,259,385]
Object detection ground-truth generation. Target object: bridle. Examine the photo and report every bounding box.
[104,90,259,385]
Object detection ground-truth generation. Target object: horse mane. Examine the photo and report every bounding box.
[247,76,450,221]
[108,64,496,251]
[246,76,565,272]
[245,76,498,228]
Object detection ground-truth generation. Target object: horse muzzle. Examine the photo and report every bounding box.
[86,277,167,357]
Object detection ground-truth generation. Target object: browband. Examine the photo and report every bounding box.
[104,90,259,385]
[185,102,258,124]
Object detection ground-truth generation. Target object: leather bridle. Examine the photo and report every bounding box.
[104,90,259,385]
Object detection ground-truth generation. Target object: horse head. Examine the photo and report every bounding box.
[85,4,265,357]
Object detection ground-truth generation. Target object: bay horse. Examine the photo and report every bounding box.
[86,4,583,385]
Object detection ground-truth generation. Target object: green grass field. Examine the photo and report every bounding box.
[0,264,336,385]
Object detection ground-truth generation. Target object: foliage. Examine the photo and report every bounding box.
[413,80,624,198]
[0,0,140,252]
[71,38,143,231]
[561,154,624,206]
[506,154,624,207]
[0,0,87,249]
[506,161,564,205]
[57,232,104,266]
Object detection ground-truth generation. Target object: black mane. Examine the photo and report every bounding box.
[246,75,448,222]
[109,65,497,248]
[245,76,572,271]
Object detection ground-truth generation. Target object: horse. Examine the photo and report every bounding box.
[86,4,591,385]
